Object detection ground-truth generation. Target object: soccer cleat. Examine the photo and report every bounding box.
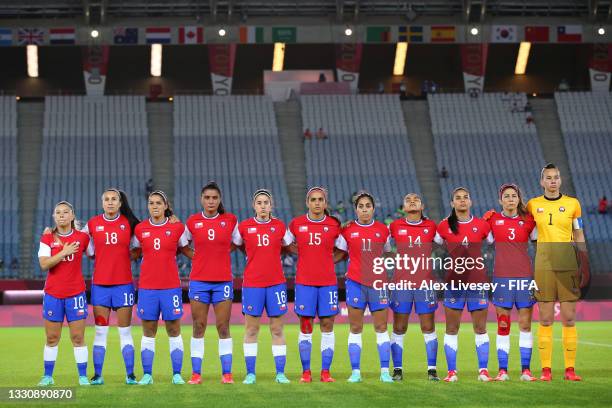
[477,369,493,382]
[188,373,202,385]
[300,369,312,383]
[172,374,186,384]
[78,376,91,386]
[138,374,154,385]
[380,372,394,383]
[428,369,440,381]
[275,373,291,384]
[242,373,256,385]
[90,375,104,385]
[320,370,335,383]
[37,376,54,387]
[520,369,537,382]
[564,367,582,381]
[125,374,138,385]
[494,369,510,382]
[392,368,403,381]
[443,370,458,382]
[347,371,362,383]
[540,368,552,382]
[221,373,234,384]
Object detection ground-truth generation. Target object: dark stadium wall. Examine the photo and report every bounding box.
[233,44,274,92]
[401,44,464,94]
[283,44,336,71]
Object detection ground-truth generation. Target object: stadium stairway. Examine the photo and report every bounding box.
[147,101,174,200]
[531,98,576,196]
[401,100,443,221]
[17,101,44,278]
[274,100,307,216]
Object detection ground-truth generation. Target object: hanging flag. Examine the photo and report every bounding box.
[398,26,423,42]
[461,44,489,94]
[82,45,109,96]
[208,44,237,96]
[113,27,138,44]
[17,28,45,45]
[0,28,11,46]
[49,28,75,45]
[335,43,363,91]
[557,25,582,43]
[491,25,517,43]
[366,26,391,43]
[239,26,264,43]
[524,26,549,42]
[272,27,297,43]
[146,27,172,44]
[178,26,203,44]
[431,26,455,42]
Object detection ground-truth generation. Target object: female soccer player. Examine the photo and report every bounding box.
[485,184,537,382]
[184,182,237,384]
[232,189,293,385]
[288,187,343,383]
[337,191,393,383]
[132,191,191,385]
[526,163,587,381]
[83,189,140,385]
[434,187,493,383]
[389,193,440,382]
[37,201,91,386]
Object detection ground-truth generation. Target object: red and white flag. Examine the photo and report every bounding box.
[557,25,582,43]
[178,26,203,44]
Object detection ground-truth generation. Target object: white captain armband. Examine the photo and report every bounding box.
[572,217,583,230]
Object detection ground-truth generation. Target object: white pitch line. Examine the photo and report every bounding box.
[510,333,612,348]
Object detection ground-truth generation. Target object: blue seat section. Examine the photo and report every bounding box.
[428,93,545,217]
[0,96,19,277]
[555,92,612,272]
[173,96,292,277]
[33,96,150,278]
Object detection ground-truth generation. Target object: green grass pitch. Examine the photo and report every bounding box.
[1,322,611,407]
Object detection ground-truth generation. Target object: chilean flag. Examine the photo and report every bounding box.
[178,26,203,44]
[557,25,582,43]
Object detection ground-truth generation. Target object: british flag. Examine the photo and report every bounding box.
[18,28,45,45]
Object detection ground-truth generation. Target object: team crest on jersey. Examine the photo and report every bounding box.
[120,224,126,230]
[559,207,566,212]
[424,229,429,234]
[195,222,204,229]
[51,242,61,248]
[248,227,257,234]
[142,232,150,238]
[220,221,226,227]
[165,230,171,236]
[519,221,524,226]
[398,229,407,235]
[496,220,504,225]
[96,226,104,232]
[271,227,276,232]
[323,227,329,232]
[299,226,308,232]
[376,232,381,238]
[472,227,478,232]
[537,208,544,213]
[351,232,359,238]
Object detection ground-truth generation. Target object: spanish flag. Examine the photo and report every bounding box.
[431,26,455,42]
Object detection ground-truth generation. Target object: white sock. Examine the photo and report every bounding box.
[243,342,257,357]
[94,325,109,348]
[519,331,533,349]
[118,326,134,350]
[219,338,233,356]
[348,332,362,347]
[299,332,313,345]
[271,344,287,357]
[497,334,510,354]
[169,335,184,353]
[44,345,58,361]
[475,333,490,348]
[376,331,390,344]
[73,346,88,364]
[321,331,335,352]
[444,334,458,351]
[141,336,156,353]
[191,337,204,359]
[423,331,437,370]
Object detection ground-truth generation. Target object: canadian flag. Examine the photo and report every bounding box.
[178,26,203,44]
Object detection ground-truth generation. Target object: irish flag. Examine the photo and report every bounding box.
[239,26,264,43]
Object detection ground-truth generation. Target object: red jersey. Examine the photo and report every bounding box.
[38,230,90,298]
[232,217,293,288]
[83,214,135,285]
[288,214,342,286]
[435,216,491,283]
[133,219,189,290]
[339,220,391,286]
[487,212,536,278]
[185,212,237,282]
[389,218,437,283]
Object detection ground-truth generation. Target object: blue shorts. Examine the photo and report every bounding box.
[294,284,339,317]
[345,278,389,313]
[91,283,136,309]
[189,280,233,305]
[242,283,288,317]
[42,292,88,323]
[444,289,488,312]
[391,289,438,315]
[137,288,183,321]
[492,277,536,309]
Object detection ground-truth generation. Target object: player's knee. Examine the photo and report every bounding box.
[419,320,434,334]
[300,317,313,334]
[269,324,284,339]
[245,325,259,338]
[216,322,230,338]
[95,315,109,326]
[374,322,387,333]
[46,334,60,346]
[166,326,181,337]
[497,314,511,335]
[320,319,334,332]
[192,319,206,336]
[70,332,84,345]
[539,317,553,326]
[349,322,363,334]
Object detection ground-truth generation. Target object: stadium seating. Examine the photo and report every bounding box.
[555,91,612,270]
[173,95,292,276]
[0,96,19,277]
[428,92,545,216]
[300,95,421,220]
[34,96,151,277]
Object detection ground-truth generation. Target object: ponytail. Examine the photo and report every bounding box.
[118,191,140,235]
[448,208,459,234]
